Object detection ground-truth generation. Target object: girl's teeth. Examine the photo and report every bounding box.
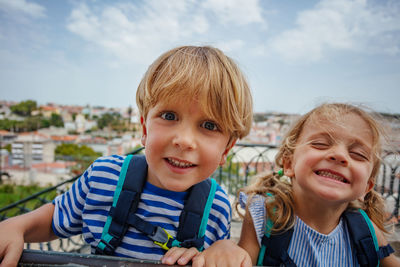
[168,158,194,168]
[317,171,347,183]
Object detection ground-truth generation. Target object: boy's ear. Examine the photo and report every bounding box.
[140,116,147,146]
[219,139,237,166]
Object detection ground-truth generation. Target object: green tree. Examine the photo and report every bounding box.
[97,112,123,130]
[56,143,101,159]
[50,113,64,127]
[55,144,101,172]
[0,119,17,131]
[21,116,44,131]
[3,144,11,153]
[254,113,266,123]
[10,100,37,117]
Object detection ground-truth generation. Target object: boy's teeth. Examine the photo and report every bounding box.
[167,158,194,168]
[317,170,348,183]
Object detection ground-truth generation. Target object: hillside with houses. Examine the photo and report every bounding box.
[0,99,399,186]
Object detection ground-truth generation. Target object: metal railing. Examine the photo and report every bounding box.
[1,144,399,255]
[18,249,182,267]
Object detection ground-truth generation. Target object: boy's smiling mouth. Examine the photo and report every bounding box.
[166,158,196,168]
[315,170,350,184]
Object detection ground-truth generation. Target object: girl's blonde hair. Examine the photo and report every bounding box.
[240,103,389,233]
[136,45,253,140]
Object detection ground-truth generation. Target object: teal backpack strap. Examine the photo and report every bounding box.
[358,209,379,251]
[96,154,133,253]
[357,209,394,267]
[198,178,218,246]
[257,193,295,267]
[175,178,217,251]
[257,216,273,266]
[343,209,394,267]
[257,192,274,266]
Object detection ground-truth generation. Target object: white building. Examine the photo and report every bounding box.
[11,132,55,167]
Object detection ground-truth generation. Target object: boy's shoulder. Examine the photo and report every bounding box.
[211,182,232,214]
[213,182,229,200]
[92,154,126,165]
[85,155,127,183]
[89,154,128,172]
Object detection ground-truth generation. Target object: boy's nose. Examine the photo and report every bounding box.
[172,126,197,150]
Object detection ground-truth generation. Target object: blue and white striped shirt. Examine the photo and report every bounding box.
[240,192,358,266]
[52,155,231,260]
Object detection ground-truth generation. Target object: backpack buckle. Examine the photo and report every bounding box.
[96,239,116,255]
[151,227,174,250]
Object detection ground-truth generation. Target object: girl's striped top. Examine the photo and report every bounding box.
[52,155,231,260]
[239,192,358,266]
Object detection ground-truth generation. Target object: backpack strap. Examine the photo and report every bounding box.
[343,209,394,267]
[122,178,217,251]
[257,193,296,267]
[177,178,217,251]
[259,227,296,267]
[96,154,146,255]
[96,154,217,255]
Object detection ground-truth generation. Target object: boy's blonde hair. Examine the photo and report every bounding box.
[136,45,253,140]
[240,103,389,233]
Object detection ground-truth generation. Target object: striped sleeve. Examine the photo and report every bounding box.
[52,165,92,237]
[203,184,232,248]
[239,192,266,245]
[51,155,124,238]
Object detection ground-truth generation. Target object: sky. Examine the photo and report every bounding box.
[0,0,399,115]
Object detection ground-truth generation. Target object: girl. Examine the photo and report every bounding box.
[191,103,398,267]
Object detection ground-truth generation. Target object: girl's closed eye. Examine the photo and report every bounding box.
[310,140,330,149]
[160,111,177,121]
[350,150,370,161]
[201,121,219,131]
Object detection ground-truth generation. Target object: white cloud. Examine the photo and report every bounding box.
[202,0,264,26]
[66,1,208,63]
[269,0,400,62]
[215,39,245,53]
[0,0,45,18]
[66,0,265,64]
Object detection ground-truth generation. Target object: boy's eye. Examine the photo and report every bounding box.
[161,112,177,121]
[201,121,218,131]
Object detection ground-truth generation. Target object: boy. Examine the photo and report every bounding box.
[0,46,253,266]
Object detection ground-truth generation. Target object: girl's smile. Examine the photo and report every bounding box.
[314,169,349,184]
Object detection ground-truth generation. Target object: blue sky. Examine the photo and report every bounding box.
[0,0,399,114]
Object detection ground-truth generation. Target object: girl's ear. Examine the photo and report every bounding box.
[359,179,375,202]
[219,139,237,166]
[365,179,375,194]
[283,157,294,177]
[140,116,147,146]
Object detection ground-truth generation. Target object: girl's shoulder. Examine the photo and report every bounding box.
[239,192,266,245]
[239,191,266,209]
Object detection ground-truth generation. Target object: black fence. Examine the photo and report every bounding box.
[1,144,399,254]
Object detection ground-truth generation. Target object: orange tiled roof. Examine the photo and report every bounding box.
[51,135,78,142]
[31,161,75,169]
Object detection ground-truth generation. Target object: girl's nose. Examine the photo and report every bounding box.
[172,126,196,150]
[327,146,349,166]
